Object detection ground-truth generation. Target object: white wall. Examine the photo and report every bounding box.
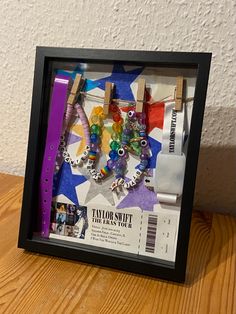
[0,0,235,214]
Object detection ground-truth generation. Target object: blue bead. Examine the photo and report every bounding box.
[122,140,128,145]
[116,174,123,179]
[138,163,146,171]
[90,133,99,143]
[140,159,148,167]
[123,128,131,135]
[115,168,125,175]
[109,150,118,161]
[122,134,130,142]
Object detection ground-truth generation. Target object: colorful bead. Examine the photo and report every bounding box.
[91,124,101,135]
[140,153,149,160]
[140,139,148,147]
[91,115,101,125]
[138,163,146,171]
[94,106,104,116]
[111,132,120,141]
[107,159,115,170]
[142,146,150,154]
[110,141,120,151]
[90,133,99,143]
[113,112,121,122]
[88,151,97,160]
[141,159,148,167]
[112,122,123,133]
[117,117,124,125]
[122,134,130,144]
[116,158,127,168]
[109,150,118,161]
[138,159,148,171]
[91,143,98,151]
[128,110,136,120]
[115,174,123,179]
[100,165,110,176]
[114,167,125,176]
[109,103,118,112]
[139,123,146,131]
[123,128,131,135]
[117,148,126,157]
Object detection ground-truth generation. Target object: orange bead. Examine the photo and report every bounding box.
[112,122,123,133]
[94,106,103,116]
[118,117,124,125]
[113,112,121,122]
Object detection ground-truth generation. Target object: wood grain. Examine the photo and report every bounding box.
[0,173,235,314]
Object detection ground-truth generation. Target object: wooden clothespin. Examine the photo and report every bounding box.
[136,78,146,113]
[67,74,84,106]
[175,76,184,111]
[104,82,114,115]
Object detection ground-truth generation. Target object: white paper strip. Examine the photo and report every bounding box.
[157,193,178,204]
[161,102,185,156]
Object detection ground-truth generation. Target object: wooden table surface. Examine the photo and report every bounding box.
[0,173,235,314]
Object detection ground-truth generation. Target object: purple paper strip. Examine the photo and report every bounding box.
[38,75,70,237]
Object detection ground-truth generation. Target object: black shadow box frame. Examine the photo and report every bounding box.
[18,47,211,283]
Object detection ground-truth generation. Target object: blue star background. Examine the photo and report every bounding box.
[53,162,87,205]
[94,64,144,100]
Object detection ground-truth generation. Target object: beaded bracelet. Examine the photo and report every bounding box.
[123,110,150,189]
[86,106,106,180]
[59,102,91,167]
[106,104,128,189]
[109,107,132,191]
[87,104,125,181]
[110,108,150,191]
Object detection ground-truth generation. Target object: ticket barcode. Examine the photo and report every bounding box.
[145,214,158,253]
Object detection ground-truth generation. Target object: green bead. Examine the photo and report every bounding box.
[110,141,120,151]
[111,132,119,141]
[90,124,101,135]
[131,142,141,155]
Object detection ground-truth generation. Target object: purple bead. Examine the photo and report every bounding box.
[140,153,149,160]
[107,159,115,170]
[142,147,150,154]
[116,174,123,179]
[115,167,125,175]
[117,158,127,168]
[123,128,131,135]
[91,143,98,151]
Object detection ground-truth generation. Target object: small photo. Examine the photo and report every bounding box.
[66,204,77,214]
[65,225,74,237]
[57,202,67,213]
[74,206,88,239]
[56,212,66,224]
[55,223,65,235]
[66,212,76,226]
[55,212,66,236]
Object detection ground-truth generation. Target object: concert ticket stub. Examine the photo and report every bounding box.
[50,203,179,262]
